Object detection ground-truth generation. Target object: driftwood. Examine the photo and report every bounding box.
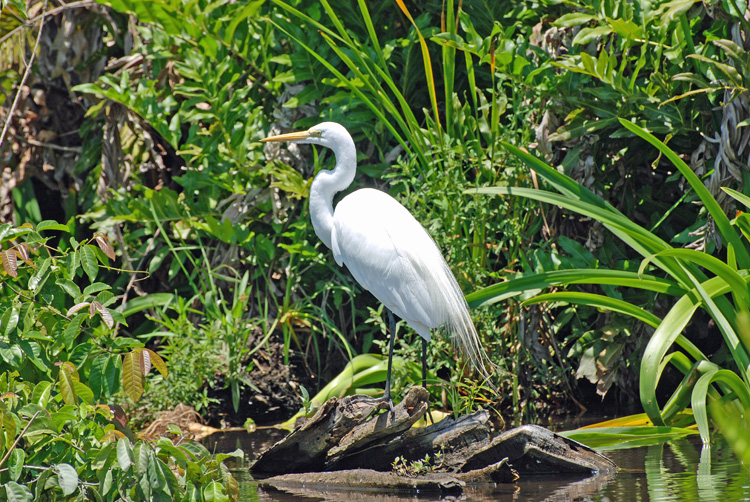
[252,386,616,495]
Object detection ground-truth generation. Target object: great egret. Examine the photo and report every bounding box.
[262,122,489,403]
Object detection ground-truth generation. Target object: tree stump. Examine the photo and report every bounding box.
[252,387,616,495]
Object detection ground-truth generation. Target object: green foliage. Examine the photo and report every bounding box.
[0,222,239,499]
[391,445,445,477]
[474,119,750,444]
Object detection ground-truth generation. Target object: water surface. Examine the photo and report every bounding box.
[203,424,750,501]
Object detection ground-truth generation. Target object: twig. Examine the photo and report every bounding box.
[0,0,49,150]
[18,135,83,153]
[0,410,42,470]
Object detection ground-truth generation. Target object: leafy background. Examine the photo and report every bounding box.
[1,0,750,496]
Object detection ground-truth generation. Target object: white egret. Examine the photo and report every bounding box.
[262,122,489,403]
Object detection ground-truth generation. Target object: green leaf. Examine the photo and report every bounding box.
[59,364,78,406]
[56,278,82,300]
[31,381,52,407]
[73,381,95,405]
[80,245,99,283]
[572,26,613,45]
[619,119,750,269]
[4,481,32,502]
[83,282,111,296]
[553,12,596,27]
[9,448,25,481]
[28,258,50,292]
[62,314,86,350]
[117,437,134,471]
[202,481,229,502]
[522,292,662,328]
[90,354,120,400]
[3,301,20,336]
[36,220,70,232]
[120,293,175,318]
[56,463,78,496]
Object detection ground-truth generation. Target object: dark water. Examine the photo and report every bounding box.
[203,425,750,501]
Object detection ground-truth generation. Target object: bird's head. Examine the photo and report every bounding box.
[261,122,351,149]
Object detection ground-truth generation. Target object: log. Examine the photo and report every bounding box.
[251,386,616,494]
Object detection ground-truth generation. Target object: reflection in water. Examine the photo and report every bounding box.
[202,427,750,502]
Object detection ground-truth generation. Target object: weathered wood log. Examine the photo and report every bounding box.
[461,424,617,475]
[251,386,617,494]
[252,387,428,474]
[328,408,493,471]
[261,469,464,494]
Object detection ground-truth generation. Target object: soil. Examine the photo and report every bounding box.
[203,337,309,427]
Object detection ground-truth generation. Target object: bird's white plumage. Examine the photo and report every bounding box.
[332,188,440,340]
[261,122,488,377]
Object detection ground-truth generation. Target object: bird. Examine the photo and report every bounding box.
[262,122,490,404]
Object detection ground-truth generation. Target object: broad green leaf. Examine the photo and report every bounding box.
[121,293,175,317]
[202,481,229,502]
[26,257,48,292]
[3,301,20,336]
[36,220,70,232]
[80,245,99,283]
[83,282,111,296]
[31,381,52,407]
[56,278,82,300]
[117,437,134,470]
[73,381,95,405]
[553,12,596,27]
[4,481,32,502]
[62,314,86,350]
[572,26,613,45]
[56,463,78,496]
[9,448,25,481]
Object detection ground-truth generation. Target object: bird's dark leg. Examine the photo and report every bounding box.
[383,308,397,406]
[421,337,427,389]
[422,336,433,425]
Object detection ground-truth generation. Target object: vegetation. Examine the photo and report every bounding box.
[2,0,750,492]
[0,222,240,500]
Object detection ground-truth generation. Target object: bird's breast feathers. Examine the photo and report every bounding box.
[329,188,450,335]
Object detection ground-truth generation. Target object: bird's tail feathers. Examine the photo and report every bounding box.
[437,265,498,392]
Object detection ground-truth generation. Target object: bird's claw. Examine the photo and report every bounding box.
[376,398,394,413]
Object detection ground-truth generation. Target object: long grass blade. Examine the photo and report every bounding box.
[619,118,750,268]
[471,186,698,287]
[521,291,662,328]
[393,0,442,137]
[467,268,685,308]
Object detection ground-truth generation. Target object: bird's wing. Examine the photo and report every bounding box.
[331,189,456,339]
[330,188,488,375]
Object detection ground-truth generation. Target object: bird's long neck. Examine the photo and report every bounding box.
[308,139,357,249]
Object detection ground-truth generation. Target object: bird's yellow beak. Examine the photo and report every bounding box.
[261,130,314,143]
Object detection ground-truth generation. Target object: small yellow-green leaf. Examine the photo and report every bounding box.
[122,351,144,402]
[59,366,78,406]
[145,349,168,378]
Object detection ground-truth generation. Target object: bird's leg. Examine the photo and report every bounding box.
[421,337,427,389]
[422,336,433,425]
[383,308,397,407]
